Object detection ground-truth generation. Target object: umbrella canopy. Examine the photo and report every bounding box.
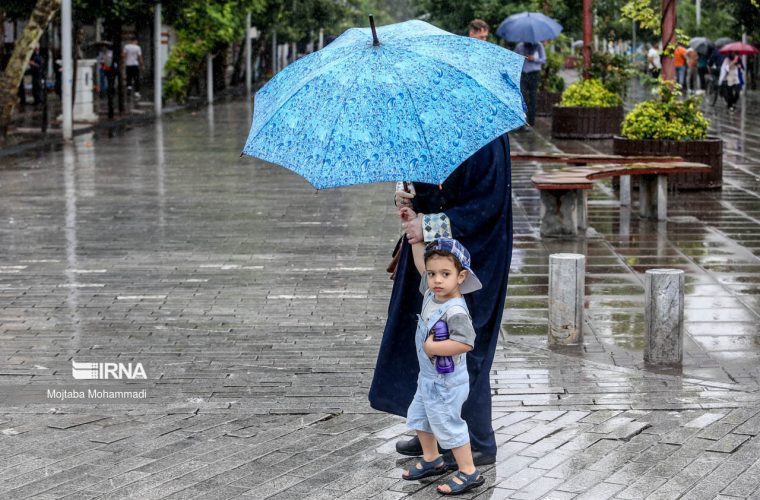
[495,12,563,43]
[714,37,735,48]
[242,19,525,189]
[689,37,713,55]
[719,41,759,55]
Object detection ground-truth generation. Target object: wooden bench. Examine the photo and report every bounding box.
[530,162,712,237]
[511,152,684,165]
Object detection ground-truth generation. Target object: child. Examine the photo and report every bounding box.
[399,207,485,495]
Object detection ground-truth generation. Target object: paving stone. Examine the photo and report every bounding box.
[706,433,751,453]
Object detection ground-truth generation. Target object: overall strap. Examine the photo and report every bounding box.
[425,297,469,332]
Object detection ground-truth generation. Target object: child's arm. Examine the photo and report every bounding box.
[424,337,473,357]
[400,207,425,276]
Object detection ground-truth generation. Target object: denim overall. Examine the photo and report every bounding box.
[405,293,471,449]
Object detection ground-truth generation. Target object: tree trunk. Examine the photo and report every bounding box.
[0,0,61,139]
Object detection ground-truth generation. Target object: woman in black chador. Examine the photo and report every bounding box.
[369,133,513,466]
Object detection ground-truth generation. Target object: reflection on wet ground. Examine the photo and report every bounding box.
[508,83,760,386]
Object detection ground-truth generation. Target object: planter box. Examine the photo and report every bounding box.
[612,136,723,190]
[536,91,561,116]
[551,106,623,139]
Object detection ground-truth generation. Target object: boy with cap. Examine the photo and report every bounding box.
[398,207,485,495]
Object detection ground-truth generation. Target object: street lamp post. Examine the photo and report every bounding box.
[154,3,162,116]
[61,0,73,140]
[245,12,252,95]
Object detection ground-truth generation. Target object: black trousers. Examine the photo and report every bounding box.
[520,71,540,126]
[126,66,140,92]
[724,84,741,108]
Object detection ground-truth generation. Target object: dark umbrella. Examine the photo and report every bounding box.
[495,12,563,43]
[714,37,735,48]
[689,37,713,55]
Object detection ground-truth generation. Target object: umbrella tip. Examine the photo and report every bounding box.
[369,15,380,46]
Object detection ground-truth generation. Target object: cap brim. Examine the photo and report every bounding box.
[460,270,483,294]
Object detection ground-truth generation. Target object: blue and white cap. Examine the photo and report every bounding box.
[424,237,483,294]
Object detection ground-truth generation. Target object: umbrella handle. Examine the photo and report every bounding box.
[369,15,380,46]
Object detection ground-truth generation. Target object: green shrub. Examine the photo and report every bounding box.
[621,80,709,140]
[583,52,635,97]
[559,78,622,107]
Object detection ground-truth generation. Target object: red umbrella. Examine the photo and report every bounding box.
[719,42,759,55]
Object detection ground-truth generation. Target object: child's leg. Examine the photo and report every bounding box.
[417,430,440,462]
[450,442,476,474]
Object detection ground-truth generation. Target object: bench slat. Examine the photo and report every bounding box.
[513,152,684,164]
[531,162,712,190]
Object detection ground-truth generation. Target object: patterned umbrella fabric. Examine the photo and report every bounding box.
[495,12,563,43]
[242,19,526,189]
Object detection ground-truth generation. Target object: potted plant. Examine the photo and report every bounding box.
[613,80,721,189]
[551,78,624,139]
[536,45,565,117]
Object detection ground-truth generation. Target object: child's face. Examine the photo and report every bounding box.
[425,254,467,300]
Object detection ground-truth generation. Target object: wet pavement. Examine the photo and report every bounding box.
[1,86,760,498]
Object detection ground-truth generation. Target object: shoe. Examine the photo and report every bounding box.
[437,469,486,495]
[402,455,447,481]
[395,435,445,456]
[442,449,496,470]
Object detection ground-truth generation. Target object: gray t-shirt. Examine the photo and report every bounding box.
[419,278,476,348]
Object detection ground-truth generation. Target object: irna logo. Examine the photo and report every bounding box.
[71,360,147,380]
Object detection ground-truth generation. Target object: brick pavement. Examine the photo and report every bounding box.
[1,94,760,498]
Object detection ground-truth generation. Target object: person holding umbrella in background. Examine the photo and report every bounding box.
[513,41,546,127]
[719,52,743,111]
[718,41,758,111]
[495,12,562,128]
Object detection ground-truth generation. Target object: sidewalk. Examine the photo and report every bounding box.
[0,88,760,498]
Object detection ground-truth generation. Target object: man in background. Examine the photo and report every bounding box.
[468,19,489,41]
[123,35,143,99]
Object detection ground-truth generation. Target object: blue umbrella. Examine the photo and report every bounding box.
[496,12,563,43]
[242,18,525,189]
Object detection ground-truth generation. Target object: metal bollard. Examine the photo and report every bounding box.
[644,269,684,366]
[548,253,585,345]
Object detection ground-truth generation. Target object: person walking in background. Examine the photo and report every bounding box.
[647,43,661,79]
[685,47,698,93]
[719,52,742,111]
[467,19,489,41]
[98,45,115,98]
[28,46,44,105]
[674,42,687,88]
[123,35,143,98]
[697,50,709,93]
[514,41,546,127]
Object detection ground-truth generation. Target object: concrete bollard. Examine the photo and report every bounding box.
[644,269,684,366]
[548,253,585,345]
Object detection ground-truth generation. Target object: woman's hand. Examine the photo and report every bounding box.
[402,212,424,244]
[395,182,415,209]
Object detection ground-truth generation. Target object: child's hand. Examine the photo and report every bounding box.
[423,335,435,357]
[399,207,417,222]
